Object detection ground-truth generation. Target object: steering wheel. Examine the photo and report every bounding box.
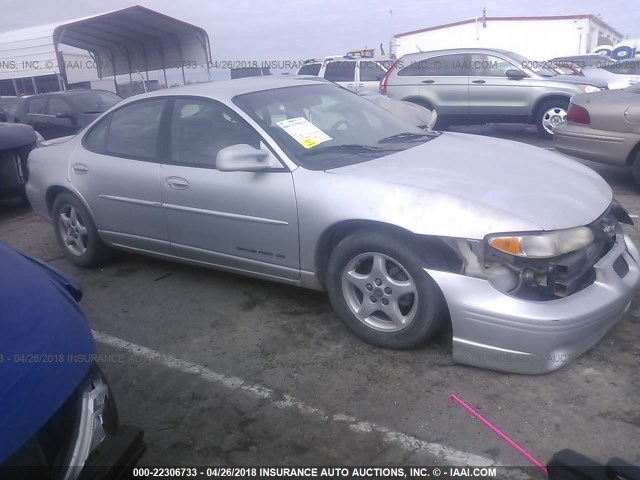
[327,119,350,135]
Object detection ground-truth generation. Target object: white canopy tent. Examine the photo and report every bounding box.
[0,5,211,95]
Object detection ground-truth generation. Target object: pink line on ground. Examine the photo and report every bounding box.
[449,394,549,476]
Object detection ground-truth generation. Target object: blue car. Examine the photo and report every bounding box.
[0,241,144,478]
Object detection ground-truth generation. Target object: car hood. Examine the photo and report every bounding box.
[328,132,612,233]
[0,242,95,462]
[552,74,608,89]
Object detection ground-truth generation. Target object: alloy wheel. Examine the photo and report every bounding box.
[341,252,418,332]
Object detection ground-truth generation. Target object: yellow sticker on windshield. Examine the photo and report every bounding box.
[276,117,332,149]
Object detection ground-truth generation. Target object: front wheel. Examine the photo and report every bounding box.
[536,100,569,139]
[325,232,448,349]
[52,192,109,267]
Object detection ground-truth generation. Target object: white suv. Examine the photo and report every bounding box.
[298,57,390,93]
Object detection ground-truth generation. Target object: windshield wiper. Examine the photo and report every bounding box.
[83,110,104,114]
[377,132,437,144]
[303,144,399,156]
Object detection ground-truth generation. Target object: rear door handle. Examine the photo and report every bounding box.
[422,79,435,84]
[472,79,486,84]
[72,163,89,175]
[165,177,189,190]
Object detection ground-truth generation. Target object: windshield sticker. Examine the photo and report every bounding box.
[276,117,332,149]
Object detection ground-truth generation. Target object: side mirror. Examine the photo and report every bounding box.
[216,144,280,172]
[506,69,527,80]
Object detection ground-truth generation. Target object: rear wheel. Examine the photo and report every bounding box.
[325,231,448,349]
[536,99,569,139]
[52,192,109,267]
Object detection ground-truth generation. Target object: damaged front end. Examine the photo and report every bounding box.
[427,200,640,374]
[457,202,632,301]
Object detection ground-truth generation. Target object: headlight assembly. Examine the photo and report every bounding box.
[578,84,602,93]
[487,227,594,258]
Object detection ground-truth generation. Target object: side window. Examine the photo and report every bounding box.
[469,54,514,77]
[169,98,260,168]
[359,61,386,81]
[298,63,322,76]
[398,54,469,76]
[106,99,165,160]
[84,116,110,153]
[47,97,73,116]
[26,97,47,114]
[324,61,356,82]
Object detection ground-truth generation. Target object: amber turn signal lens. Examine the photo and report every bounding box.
[489,237,522,255]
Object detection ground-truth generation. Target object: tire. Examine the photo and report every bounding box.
[632,150,640,188]
[325,231,448,349]
[52,192,109,267]
[536,99,569,139]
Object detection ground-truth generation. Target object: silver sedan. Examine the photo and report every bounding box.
[26,77,640,374]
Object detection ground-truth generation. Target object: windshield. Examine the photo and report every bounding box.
[603,60,640,75]
[233,83,437,169]
[68,91,121,114]
[507,51,558,77]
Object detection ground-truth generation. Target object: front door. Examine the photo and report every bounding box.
[467,53,531,118]
[160,98,300,280]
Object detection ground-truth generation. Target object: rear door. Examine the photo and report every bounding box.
[323,60,357,91]
[467,53,531,118]
[71,98,170,253]
[357,61,387,93]
[394,53,470,116]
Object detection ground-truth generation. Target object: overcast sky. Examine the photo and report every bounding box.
[1,0,638,61]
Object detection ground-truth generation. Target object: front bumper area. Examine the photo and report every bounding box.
[426,232,640,374]
[77,426,145,480]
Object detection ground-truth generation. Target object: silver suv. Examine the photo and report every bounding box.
[382,48,606,138]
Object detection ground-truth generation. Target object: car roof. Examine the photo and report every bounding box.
[23,89,120,100]
[399,47,519,61]
[115,76,331,106]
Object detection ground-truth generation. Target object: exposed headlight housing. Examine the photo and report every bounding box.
[578,84,602,93]
[487,227,594,258]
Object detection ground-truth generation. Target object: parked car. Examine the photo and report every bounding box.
[0,122,38,201]
[0,241,144,478]
[16,90,122,140]
[298,56,388,93]
[0,97,20,123]
[554,84,640,184]
[382,48,606,138]
[550,55,639,90]
[26,78,640,374]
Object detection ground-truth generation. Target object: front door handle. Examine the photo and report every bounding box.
[422,79,435,84]
[165,177,189,190]
[72,163,89,175]
[472,79,486,84]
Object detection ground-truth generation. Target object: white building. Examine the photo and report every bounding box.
[394,14,624,60]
